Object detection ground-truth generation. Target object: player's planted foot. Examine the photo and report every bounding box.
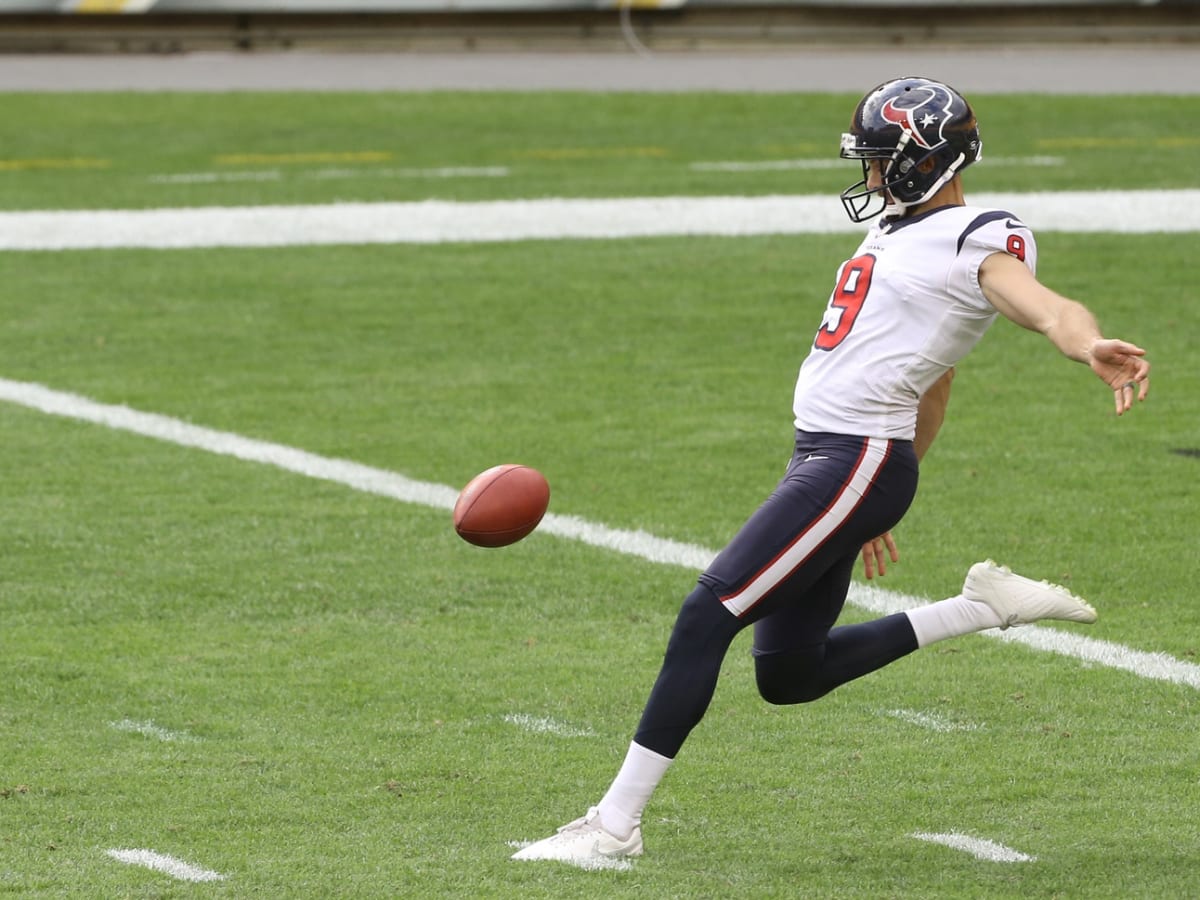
[512,807,643,863]
[963,560,1098,629]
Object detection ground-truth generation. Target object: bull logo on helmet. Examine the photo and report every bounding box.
[879,83,955,150]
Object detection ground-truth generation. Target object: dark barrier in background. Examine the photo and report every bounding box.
[1,0,1197,52]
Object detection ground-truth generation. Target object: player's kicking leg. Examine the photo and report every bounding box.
[512,560,1098,864]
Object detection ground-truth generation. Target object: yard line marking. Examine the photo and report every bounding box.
[149,171,283,184]
[0,157,109,172]
[910,831,1037,863]
[148,166,509,185]
[2,375,1198,693]
[0,376,460,509]
[691,159,851,172]
[109,719,198,742]
[506,840,635,870]
[2,190,1200,251]
[884,709,984,733]
[215,150,392,165]
[304,166,509,180]
[853,582,1200,690]
[105,849,227,882]
[503,713,596,738]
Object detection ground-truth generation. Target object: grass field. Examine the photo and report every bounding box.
[1,91,1198,898]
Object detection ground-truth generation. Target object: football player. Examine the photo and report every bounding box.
[513,76,1151,865]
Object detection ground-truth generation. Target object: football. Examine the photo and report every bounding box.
[453,464,551,548]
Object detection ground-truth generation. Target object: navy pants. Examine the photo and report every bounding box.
[633,431,922,759]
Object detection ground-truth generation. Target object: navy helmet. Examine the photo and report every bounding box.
[840,76,983,222]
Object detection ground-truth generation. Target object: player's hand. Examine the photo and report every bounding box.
[862,532,899,579]
[1088,338,1150,415]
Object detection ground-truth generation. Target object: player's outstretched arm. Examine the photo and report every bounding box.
[978,251,1150,415]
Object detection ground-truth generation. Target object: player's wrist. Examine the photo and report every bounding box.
[1082,336,1105,364]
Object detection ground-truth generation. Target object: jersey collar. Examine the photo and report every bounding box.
[881,204,961,234]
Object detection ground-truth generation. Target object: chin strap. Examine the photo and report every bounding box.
[885,151,968,218]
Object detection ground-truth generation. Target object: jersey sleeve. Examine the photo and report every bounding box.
[947,209,1038,311]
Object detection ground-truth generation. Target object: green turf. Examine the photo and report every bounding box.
[1,92,1197,898]
[2,92,1199,209]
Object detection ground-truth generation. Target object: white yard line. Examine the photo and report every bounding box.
[910,831,1037,863]
[852,582,1200,690]
[1,190,1199,252]
[502,714,596,738]
[884,709,984,733]
[506,840,635,871]
[109,718,198,743]
[105,849,226,882]
[2,375,1197,693]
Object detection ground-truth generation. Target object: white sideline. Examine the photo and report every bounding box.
[105,849,226,882]
[1,190,1200,251]
[2,376,1197,692]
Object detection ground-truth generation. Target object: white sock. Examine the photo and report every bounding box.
[596,741,673,840]
[905,594,1004,648]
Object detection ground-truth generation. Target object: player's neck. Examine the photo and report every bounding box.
[910,177,965,217]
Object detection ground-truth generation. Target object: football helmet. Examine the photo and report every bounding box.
[839,76,983,222]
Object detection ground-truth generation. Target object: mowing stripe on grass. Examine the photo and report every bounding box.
[2,375,1198,693]
[1,190,1198,251]
[105,849,226,882]
[910,832,1037,863]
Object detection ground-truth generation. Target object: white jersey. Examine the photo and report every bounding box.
[793,205,1037,440]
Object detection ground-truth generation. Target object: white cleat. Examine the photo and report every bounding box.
[512,807,643,864]
[963,559,1098,629]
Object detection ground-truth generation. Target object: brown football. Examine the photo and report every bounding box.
[453,464,551,548]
